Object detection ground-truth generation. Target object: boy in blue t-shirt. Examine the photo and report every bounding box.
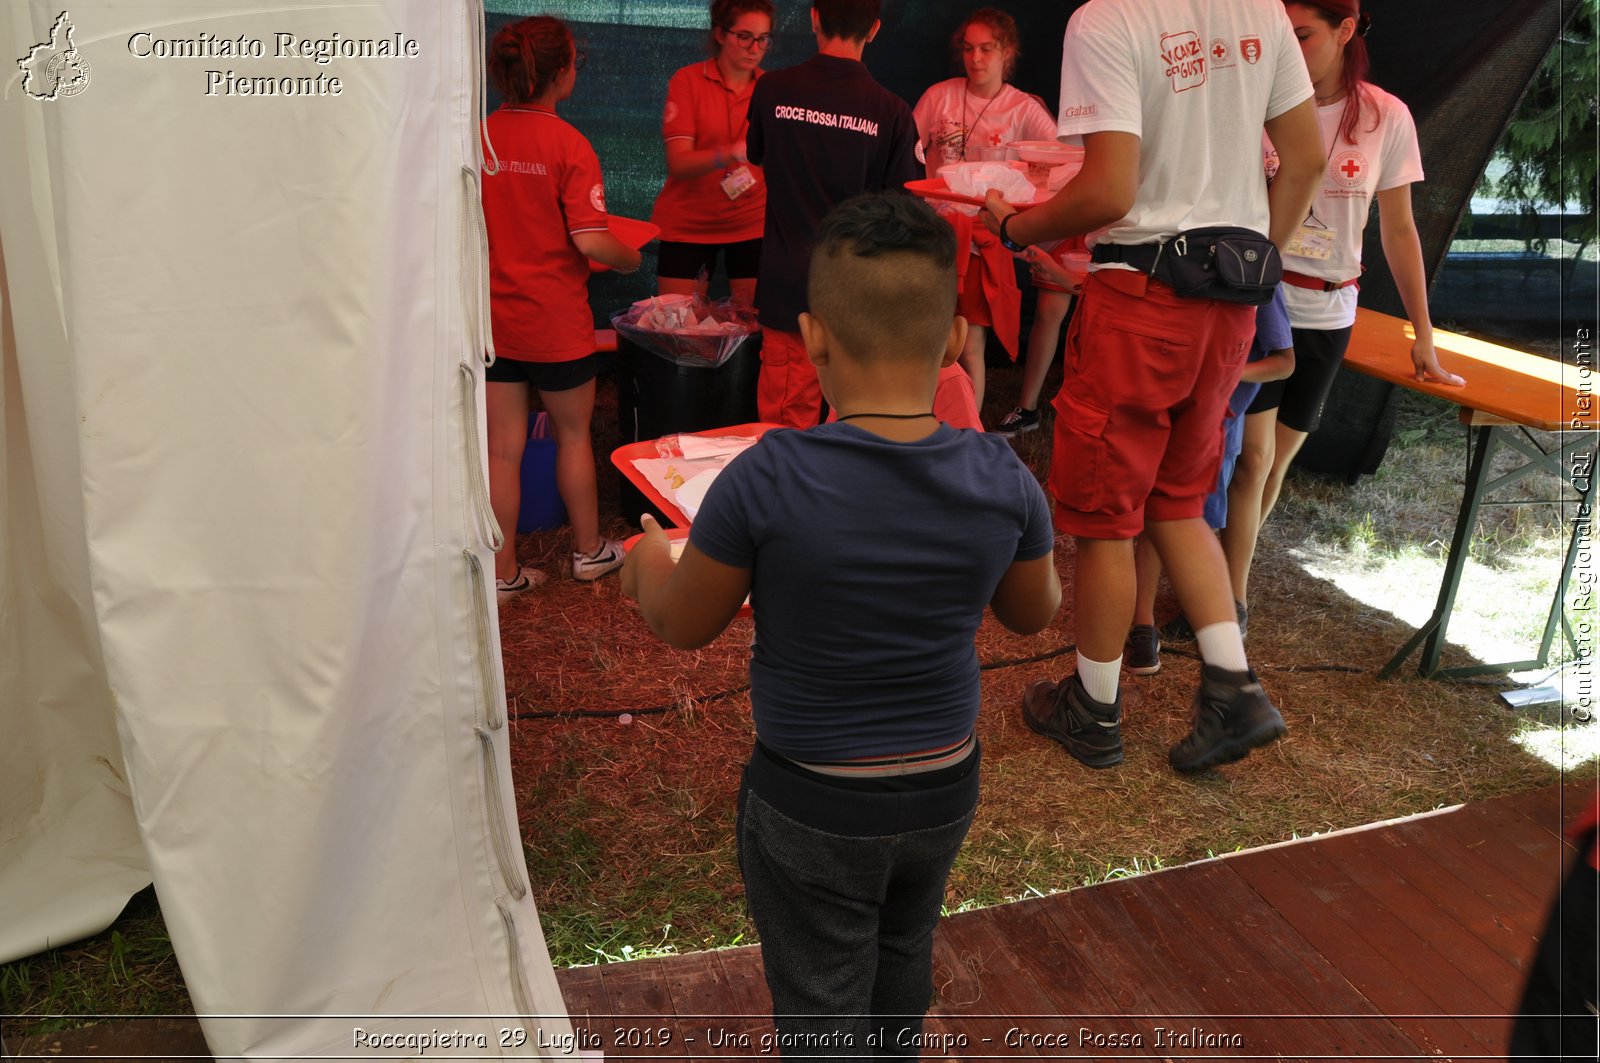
[623,192,1060,1055]
[1126,287,1295,675]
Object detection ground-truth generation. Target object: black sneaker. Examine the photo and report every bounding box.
[1158,611,1196,643]
[1022,674,1123,768]
[1159,599,1248,643]
[995,406,1040,437]
[1168,665,1286,774]
[1124,625,1161,676]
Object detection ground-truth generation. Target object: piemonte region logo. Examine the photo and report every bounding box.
[18,12,92,101]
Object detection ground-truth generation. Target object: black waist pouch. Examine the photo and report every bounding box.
[1094,227,1281,305]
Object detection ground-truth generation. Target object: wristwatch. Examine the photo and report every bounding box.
[998,212,1027,253]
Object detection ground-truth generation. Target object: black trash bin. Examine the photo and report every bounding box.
[615,331,761,526]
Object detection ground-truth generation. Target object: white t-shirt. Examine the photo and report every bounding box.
[1056,0,1312,251]
[912,79,1058,179]
[1273,85,1424,330]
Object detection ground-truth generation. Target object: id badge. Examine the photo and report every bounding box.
[720,165,756,201]
[1287,223,1336,261]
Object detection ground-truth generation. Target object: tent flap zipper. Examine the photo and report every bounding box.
[457,361,504,553]
[495,897,536,1023]
[475,727,527,899]
[463,550,505,730]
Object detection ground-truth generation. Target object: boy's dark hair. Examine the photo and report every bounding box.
[813,0,881,41]
[488,16,573,104]
[808,193,957,363]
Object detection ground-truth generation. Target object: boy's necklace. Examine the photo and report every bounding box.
[836,411,937,422]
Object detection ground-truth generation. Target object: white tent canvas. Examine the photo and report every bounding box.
[1,2,575,1057]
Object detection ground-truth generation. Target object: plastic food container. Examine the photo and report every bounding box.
[1010,140,1083,166]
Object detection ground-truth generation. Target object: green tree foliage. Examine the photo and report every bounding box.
[1488,0,1598,250]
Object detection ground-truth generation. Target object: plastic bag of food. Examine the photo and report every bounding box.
[938,161,1037,204]
[610,293,760,367]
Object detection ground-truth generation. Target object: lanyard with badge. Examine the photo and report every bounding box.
[719,78,756,201]
[1286,134,1341,261]
[1287,203,1336,261]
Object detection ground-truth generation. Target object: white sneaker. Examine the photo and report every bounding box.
[496,564,548,602]
[571,538,625,581]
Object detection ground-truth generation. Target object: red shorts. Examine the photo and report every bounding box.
[955,251,993,328]
[757,327,823,429]
[1048,270,1253,539]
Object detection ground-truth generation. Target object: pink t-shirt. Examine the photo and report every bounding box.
[911,79,1057,178]
[1274,86,1424,329]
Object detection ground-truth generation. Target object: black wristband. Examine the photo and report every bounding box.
[998,212,1027,253]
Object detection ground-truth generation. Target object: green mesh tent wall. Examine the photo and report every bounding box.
[485,0,1578,478]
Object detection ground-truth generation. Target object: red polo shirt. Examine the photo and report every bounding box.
[482,106,608,363]
[649,61,765,244]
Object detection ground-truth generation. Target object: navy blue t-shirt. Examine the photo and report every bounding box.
[688,423,1054,761]
[745,54,923,332]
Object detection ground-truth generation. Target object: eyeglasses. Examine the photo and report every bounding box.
[723,29,774,49]
[572,48,587,70]
[961,42,1002,55]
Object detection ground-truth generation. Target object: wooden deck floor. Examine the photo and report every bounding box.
[556,781,1589,1062]
[10,782,1590,1061]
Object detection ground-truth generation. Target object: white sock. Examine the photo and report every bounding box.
[1076,651,1122,704]
[1195,621,1249,673]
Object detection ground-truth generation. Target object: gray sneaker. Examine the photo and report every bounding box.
[1168,665,1286,774]
[1022,674,1123,768]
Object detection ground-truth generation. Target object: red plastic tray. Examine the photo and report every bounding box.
[609,422,776,528]
[903,177,1039,211]
[589,215,661,272]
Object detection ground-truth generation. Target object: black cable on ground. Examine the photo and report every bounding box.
[509,683,749,721]
[504,638,1460,721]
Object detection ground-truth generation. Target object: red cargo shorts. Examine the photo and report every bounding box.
[1049,269,1253,539]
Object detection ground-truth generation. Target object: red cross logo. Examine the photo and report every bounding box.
[989,131,1004,146]
[1212,43,1227,60]
[1331,149,1368,187]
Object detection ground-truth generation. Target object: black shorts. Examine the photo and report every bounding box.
[484,351,604,392]
[1246,324,1353,434]
[656,237,762,282]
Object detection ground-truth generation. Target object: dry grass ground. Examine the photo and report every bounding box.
[2,336,1590,1034]
[497,340,1587,968]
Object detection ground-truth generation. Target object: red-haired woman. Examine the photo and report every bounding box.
[649,0,775,307]
[912,8,1060,413]
[481,16,641,596]
[1221,0,1465,628]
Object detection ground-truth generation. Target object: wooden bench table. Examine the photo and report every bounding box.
[1340,309,1596,678]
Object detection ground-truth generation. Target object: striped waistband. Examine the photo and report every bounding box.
[786,732,976,779]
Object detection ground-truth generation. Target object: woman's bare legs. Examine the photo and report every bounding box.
[539,380,602,558]
[486,380,532,582]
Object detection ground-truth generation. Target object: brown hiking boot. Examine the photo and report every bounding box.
[1022,674,1123,769]
[1168,665,1286,774]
